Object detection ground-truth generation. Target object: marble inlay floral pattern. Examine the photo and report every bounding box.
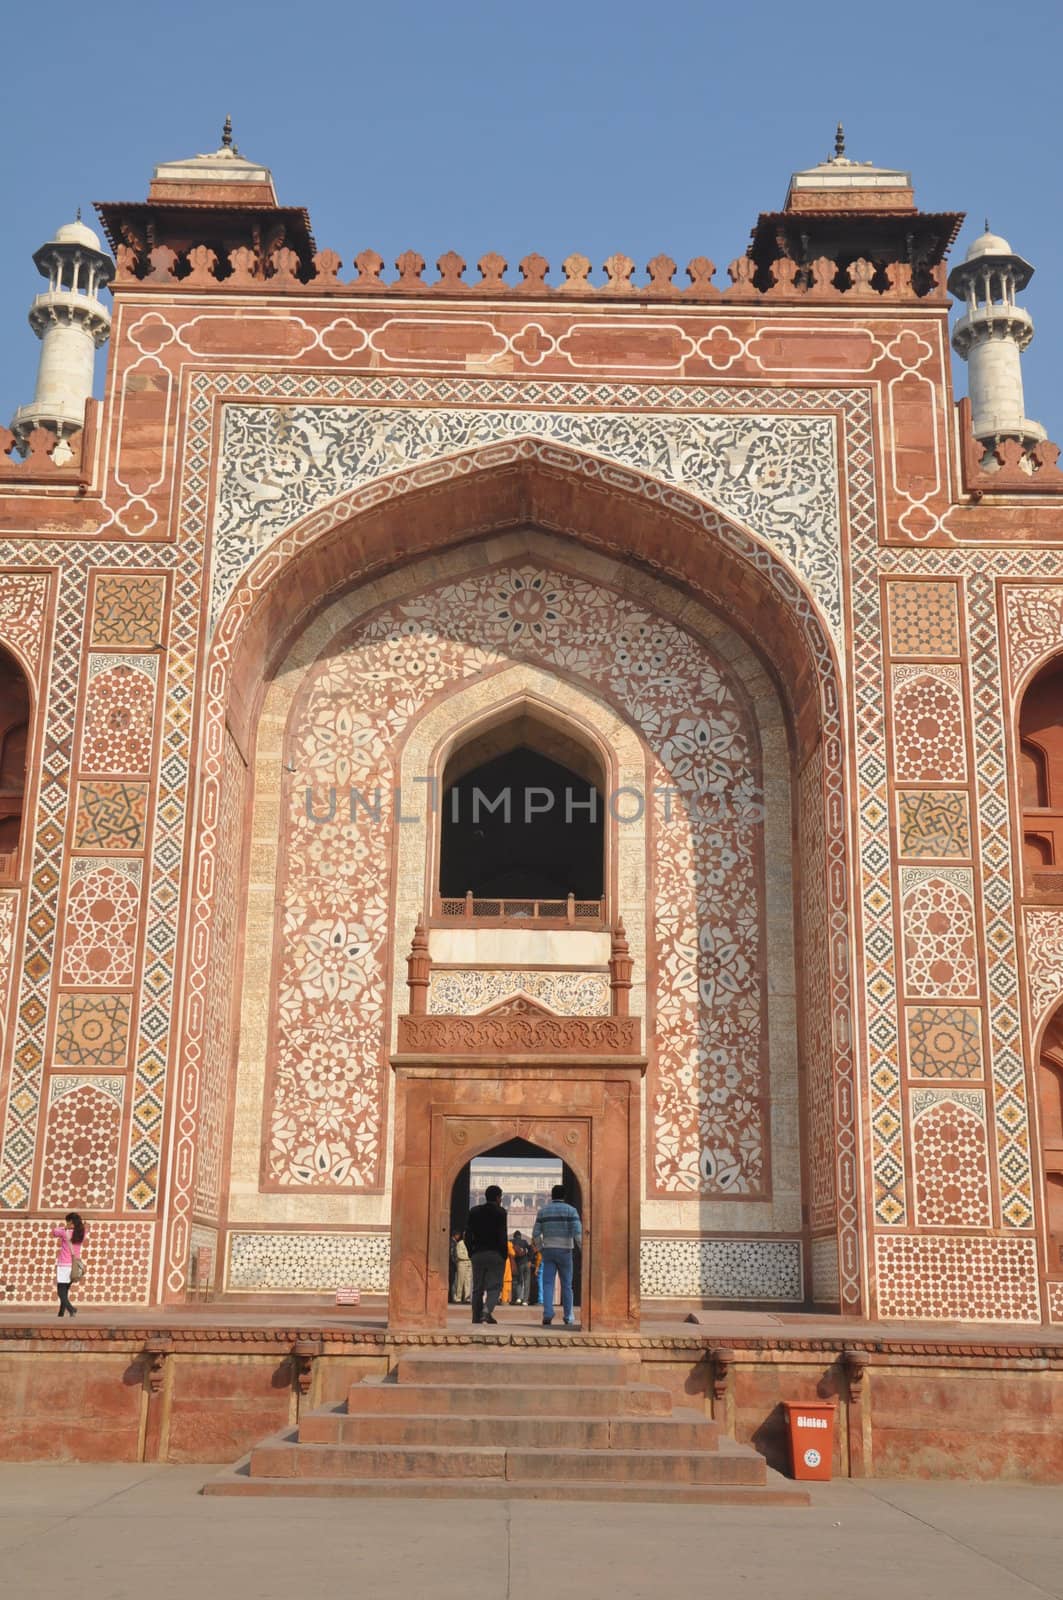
[428,969,610,1016]
[213,405,842,634]
[267,562,767,1197]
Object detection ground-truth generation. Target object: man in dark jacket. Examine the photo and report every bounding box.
[464,1184,508,1325]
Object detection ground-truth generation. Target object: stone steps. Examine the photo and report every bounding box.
[300,1403,718,1451]
[203,1348,809,1505]
[205,1468,808,1505]
[247,1436,768,1485]
[392,1351,641,1386]
[345,1379,673,1416]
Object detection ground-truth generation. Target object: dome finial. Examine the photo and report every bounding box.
[835,122,846,159]
[75,206,81,222]
[985,216,990,234]
[221,114,233,150]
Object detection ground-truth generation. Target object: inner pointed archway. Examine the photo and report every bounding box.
[449,1135,584,1309]
[178,449,861,1317]
[440,721,605,903]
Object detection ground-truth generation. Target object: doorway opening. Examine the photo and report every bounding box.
[450,1136,583,1308]
[439,713,605,902]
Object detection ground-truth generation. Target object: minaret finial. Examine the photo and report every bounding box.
[985,216,991,234]
[835,122,846,159]
[75,206,81,222]
[221,114,233,150]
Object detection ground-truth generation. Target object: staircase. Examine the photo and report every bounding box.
[205,1348,808,1504]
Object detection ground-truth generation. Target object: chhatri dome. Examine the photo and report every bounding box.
[948,216,1043,448]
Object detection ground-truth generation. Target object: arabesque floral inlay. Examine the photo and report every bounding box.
[213,405,842,634]
[265,561,767,1197]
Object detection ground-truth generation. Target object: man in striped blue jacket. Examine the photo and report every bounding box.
[532,1184,583,1327]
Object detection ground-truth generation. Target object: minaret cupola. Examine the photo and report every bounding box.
[947,225,1044,449]
[11,214,114,454]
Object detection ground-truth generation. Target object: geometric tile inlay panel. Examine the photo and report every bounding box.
[227,1230,391,1293]
[886,580,960,658]
[80,659,158,776]
[59,859,142,988]
[639,1236,803,1300]
[891,666,967,783]
[90,574,167,647]
[39,1076,124,1211]
[72,780,150,851]
[53,992,132,1067]
[0,1219,153,1304]
[810,1235,840,1304]
[900,867,978,999]
[905,1005,984,1079]
[911,1088,992,1229]
[226,1230,804,1300]
[874,1233,1040,1322]
[896,790,971,859]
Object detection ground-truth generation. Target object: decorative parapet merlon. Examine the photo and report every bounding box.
[958,397,1063,497]
[0,405,96,485]
[111,242,947,303]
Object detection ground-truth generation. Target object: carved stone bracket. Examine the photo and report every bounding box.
[142,1337,172,1395]
[708,1344,735,1405]
[841,1346,868,1478]
[291,1337,320,1397]
[840,1346,866,1401]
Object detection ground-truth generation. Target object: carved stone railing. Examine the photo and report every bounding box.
[434,892,603,927]
[112,241,948,303]
[958,398,1063,497]
[399,916,642,1056]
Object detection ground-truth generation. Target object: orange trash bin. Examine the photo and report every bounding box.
[782,1399,836,1481]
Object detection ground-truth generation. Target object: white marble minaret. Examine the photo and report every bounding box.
[11,215,114,454]
[948,225,1044,448]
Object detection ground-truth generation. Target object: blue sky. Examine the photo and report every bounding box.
[2,0,1061,433]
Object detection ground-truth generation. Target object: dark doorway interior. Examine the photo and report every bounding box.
[450,1136,583,1307]
[439,745,603,900]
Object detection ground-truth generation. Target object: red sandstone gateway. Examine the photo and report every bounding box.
[1,122,1063,1482]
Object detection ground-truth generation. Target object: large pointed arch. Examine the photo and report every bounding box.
[162,442,863,1313]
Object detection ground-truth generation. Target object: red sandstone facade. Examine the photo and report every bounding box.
[2,132,1063,1374]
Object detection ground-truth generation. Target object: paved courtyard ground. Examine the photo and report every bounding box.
[1,1464,1062,1599]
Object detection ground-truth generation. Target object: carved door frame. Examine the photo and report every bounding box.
[388,1059,644,1331]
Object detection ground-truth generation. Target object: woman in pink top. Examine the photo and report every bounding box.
[53,1212,85,1318]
